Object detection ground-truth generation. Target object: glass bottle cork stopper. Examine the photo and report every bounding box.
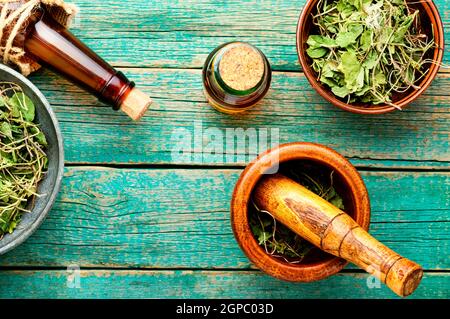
[219,45,264,93]
[203,42,271,114]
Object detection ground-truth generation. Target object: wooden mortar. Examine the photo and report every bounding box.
[231,142,422,297]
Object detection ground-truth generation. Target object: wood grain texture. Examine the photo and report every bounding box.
[0,0,447,300]
[0,270,447,299]
[19,0,449,168]
[66,0,450,71]
[29,68,450,167]
[0,168,448,270]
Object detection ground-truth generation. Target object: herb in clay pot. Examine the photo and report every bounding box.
[306,0,435,108]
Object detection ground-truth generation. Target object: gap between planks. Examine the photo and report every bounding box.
[97,65,450,75]
[0,266,448,273]
[62,163,450,172]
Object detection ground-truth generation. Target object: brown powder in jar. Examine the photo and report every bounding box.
[218,44,264,92]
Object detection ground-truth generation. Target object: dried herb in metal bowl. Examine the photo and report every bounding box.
[306,0,435,108]
[0,82,48,239]
[249,166,345,263]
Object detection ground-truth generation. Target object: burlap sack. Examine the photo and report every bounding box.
[0,0,77,76]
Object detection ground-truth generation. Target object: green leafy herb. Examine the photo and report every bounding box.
[306,0,435,108]
[0,82,48,239]
[249,165,345,263]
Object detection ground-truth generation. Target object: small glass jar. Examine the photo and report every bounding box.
[202,42,272,114]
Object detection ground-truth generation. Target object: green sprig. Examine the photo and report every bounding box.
[306,0,435,108]
[249,167,345,263]
[0,82,48,238]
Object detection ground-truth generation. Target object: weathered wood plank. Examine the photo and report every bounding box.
[29,68,450,167]
[0,270,447,299]
[65,0,450,71]
[0,168,448,270]
[1,0,446,301]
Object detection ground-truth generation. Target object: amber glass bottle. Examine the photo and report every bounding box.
[24,11,150,120]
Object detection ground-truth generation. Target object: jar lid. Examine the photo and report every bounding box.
[214,43,265,96]
[202,41,271,113]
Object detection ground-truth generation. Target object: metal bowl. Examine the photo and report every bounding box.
[0,64,64,255]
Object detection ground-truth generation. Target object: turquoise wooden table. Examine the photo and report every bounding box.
[0,0,449,299]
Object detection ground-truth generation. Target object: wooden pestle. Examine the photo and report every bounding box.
[253,173,423,297]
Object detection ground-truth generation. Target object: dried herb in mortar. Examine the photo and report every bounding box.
[249,167,345,263]
[0,83,48,239]
[306,0,435,108]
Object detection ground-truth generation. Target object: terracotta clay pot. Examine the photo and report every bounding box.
[231,142,371,282]
[296,0,445,114]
